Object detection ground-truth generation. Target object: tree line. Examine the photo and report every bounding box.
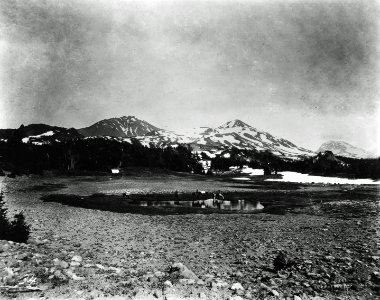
[0,133,379,179]
[0,134,203,175]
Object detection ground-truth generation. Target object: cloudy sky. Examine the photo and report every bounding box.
[0,0,379,153]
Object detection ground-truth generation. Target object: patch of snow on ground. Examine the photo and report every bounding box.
[267,171,380,185]
[22,131,55,143]
[241,168,264,176]
[232,177,251,181]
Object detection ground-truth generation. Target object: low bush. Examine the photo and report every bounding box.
[0,192,30,243]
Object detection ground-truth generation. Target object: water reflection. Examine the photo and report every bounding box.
[133,199,264,211]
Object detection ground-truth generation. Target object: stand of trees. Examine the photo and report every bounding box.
[0,137,203,175]
[207,148,380,179]
[1,136,379,179]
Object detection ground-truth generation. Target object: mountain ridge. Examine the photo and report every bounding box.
[76,116,315,158]
[1,116,375,159]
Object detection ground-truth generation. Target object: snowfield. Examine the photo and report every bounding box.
[22,131,55,143]
[267,171,380,185]
[241,168,264,176]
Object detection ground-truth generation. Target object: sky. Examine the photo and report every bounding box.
[0,0,379,153]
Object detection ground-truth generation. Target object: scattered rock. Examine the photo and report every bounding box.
[71,255,83,262]
[153,289,162,298]
[230,282,244,291]
[70,261,81,267]
[170,262,198,280]
[164,280,173,288]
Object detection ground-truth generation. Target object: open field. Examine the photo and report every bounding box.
[1,174,380,299]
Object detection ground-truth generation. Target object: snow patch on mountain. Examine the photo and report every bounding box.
[191,119,314,158]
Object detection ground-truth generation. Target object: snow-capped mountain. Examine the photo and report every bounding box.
[1,116,317,158]
[317,141,375,158]
[78,116,160,137]
[190,119,314,158]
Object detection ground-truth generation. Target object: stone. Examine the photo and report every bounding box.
[164,295,179,300]
[71,255,83,262]
[171,262,198,280]
[148,276,159,283]
[235,271,244,277]
[231,282,244,291]
[294,296,302,300]
[164,280,173,288]
[53,258,60,266]
[59,260,69,269]
[16,253,30,261]
[215,280,229,288]
[181,268,198,279]
[155,271,164,277]
[53,270,67,281]
[153,290,162,298]
[70,261,81,267]
[196,279,205,286]
[65,269,85,281]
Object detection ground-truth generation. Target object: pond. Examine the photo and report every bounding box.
[134,199,264,211]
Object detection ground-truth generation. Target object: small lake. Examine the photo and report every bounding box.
[133,199,264,211]
[1,175,379,217]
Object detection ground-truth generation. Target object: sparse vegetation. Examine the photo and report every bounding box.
[0,192,30,243]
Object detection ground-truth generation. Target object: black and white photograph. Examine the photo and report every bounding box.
[0,0,379,299]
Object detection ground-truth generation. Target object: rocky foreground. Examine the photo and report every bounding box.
[1,201,380,300]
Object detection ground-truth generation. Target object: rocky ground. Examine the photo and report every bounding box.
[0,177,379,299]
[1,208,380,299]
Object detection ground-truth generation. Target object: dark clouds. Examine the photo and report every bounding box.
[0,0,379,151]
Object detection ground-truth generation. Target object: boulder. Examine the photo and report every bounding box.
[71,255,83,262]
[230,282,244,291]
[170,262,198,280]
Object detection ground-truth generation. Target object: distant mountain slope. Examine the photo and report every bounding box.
[190,120,314,158]
[0,124,81,143]
[78,116,160,137]
[317,141,375,158]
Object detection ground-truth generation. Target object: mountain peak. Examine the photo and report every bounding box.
[78,115,160,137]
[120,115,136,120]
[219,119,252,129]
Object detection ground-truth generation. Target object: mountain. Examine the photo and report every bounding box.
[1,117,316,158]
[78,116,160,137]
[190,119,314,158]
[317,141,375,159]
[0,124,81,144]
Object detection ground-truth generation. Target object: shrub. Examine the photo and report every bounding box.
[273,251,288,271]
[0,192,30,243]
